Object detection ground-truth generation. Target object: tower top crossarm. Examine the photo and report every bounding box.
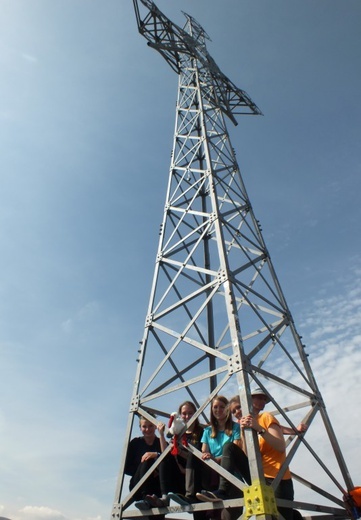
[132,0,262,123]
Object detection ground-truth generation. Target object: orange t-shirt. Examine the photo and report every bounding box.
[258,412,292,480]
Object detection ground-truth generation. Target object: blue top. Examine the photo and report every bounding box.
[201,422,240,457]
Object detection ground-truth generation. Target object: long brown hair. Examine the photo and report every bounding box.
[210,395,233,438]
[229,395,241,408]
[178,401,203,443]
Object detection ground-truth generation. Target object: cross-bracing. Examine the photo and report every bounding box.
[112,3,357,520]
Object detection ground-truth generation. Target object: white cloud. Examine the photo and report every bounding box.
[294,264,361,496]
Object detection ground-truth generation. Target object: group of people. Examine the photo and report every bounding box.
[124,389,307,520]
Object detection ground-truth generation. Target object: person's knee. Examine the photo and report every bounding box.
[222,443,234,456]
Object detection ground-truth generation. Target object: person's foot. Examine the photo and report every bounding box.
[134,499,152,510]
[145,494,167,507]
[167,492,193,506]
[196,490,228,502]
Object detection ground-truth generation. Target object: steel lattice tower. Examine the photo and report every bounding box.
[112,2,357,520]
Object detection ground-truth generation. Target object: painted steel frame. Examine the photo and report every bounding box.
[112,2,356,520]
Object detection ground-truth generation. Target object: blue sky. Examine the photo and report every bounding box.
[0,1,360,519]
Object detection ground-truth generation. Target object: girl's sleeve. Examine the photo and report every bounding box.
[201,427,209,444]
[262,412,280,430]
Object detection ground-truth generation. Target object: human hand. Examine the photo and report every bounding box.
[296,423,308,433]
[240,414,259,431]
[141,451,158,462]
[201,452,212,461]
[158,422,165,436]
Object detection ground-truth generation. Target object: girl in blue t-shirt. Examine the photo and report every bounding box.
[181,395,240,505]
[200,395,240,462]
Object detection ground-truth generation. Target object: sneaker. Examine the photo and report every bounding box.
[196,490,228,502]
[160,495,171,507]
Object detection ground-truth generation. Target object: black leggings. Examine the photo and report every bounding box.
[218,443,251,494]
[159,454,186,495]
[129,459,161,500]
[219,444,294,520]
[185,452,215,497]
